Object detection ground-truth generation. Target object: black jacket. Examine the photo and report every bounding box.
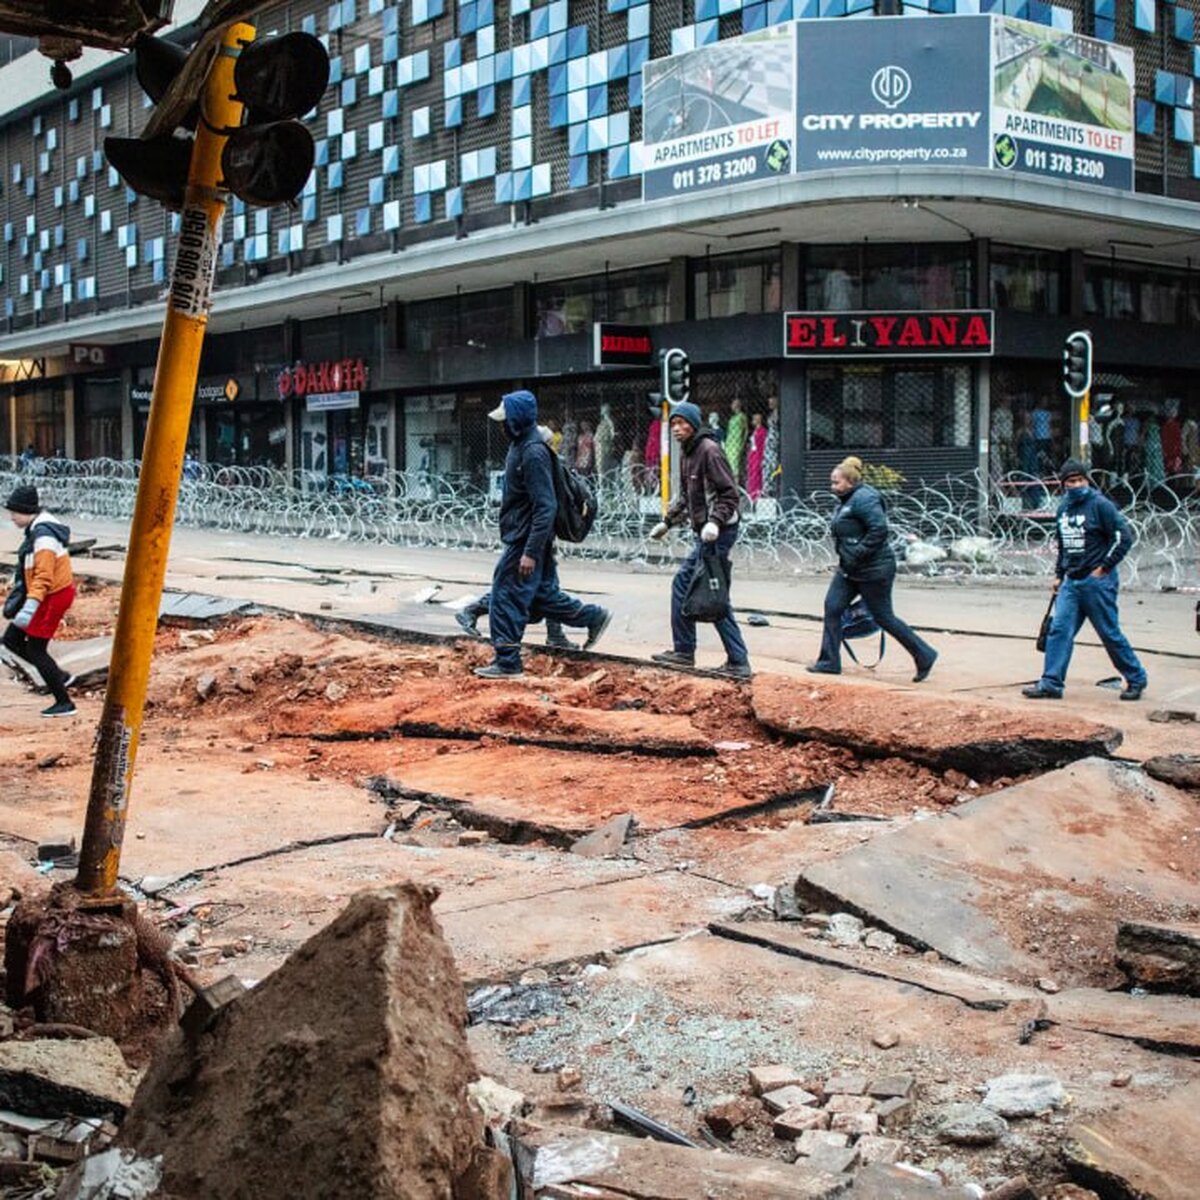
[830,484,895,581]
[497,391,556,560]
[664,428,741,533]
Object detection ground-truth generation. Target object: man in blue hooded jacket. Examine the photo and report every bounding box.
[475,390,611,677]
[1023,458,1147,701]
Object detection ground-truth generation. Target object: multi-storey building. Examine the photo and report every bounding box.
[2,0,1199,515]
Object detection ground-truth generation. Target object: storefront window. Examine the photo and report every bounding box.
[14,384,66,459]
[207,406,286,469]
[807,244,971,310]
[990,245,1061,314]
[808,364,972,450]
[695,248,783,318]
[76,376,124,459]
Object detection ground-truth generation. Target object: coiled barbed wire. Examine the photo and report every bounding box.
[2,457,1197,589]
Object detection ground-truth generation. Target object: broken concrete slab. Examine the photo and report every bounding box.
[752,676,1121,777]
[1116,920,1200,995]
[515,1126,848,1198]
[1,635,111,692]
[848,1164,978,1197]
[981,1073,1065,1118]
[120,884,506,1199]
[158,592,255,623]
[1062,1081,1200,1200]
[1143,753,1200,791]
[791,759,1200,983]
[1042,987,1200,1052]
[0,1039,138,1119]
[571,813,635,859]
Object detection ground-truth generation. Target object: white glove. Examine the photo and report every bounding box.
[13,598,39,630]
[648,522,669,541]
[701,521,720,543]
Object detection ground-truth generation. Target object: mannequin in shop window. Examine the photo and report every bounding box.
[707,411,725,444]
[1104,402,1128,477]
[1017,410,1044,510]
[1143,409,1165,492]
[1122,407,1142,483]
[560,415,578,467]
[643,403,662,494]
[762,394,780,499]
[746,411,768,501]
[595,403,616,478]
[1161,399,1183,478]
[725,397,748,484]
[1181,410,1199,478]
[575,421,595,476]
[822,266,854,311]
[991,401,1014,473]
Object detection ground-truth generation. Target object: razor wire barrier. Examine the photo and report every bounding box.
[2,456,1198,589]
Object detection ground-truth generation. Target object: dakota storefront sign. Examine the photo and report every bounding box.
[783,311,995,357]
[276,357,369,399]
[641,16,1134,197]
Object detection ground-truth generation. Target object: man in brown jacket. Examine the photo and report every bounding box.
[648,402,751,678]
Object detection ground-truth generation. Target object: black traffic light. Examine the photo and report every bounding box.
[1062,330,1092,398]
[660,348,691,404]
[105,30,329,211]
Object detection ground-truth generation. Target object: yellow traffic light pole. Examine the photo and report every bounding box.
[76,23,255,896]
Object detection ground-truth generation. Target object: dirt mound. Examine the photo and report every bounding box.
[120,884,507,1200]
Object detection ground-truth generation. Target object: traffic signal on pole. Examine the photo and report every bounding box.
[1062,330,1093,398]
[105,30,329,211]
[660,348,691,404]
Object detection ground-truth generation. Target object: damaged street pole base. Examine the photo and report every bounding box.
[3,882,187,1055]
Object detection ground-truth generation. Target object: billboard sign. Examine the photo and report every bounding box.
[641,23,795,202]
[783,310,995,358]
[592,322,655,367]
[640,16,1135,197]
[794,17,992,173]
[991,17,1134,189]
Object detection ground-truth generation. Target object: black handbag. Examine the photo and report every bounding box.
[1036,594,1056,653]
[681,548,731,623]
[841,599,886,668]
[3,576,25,621]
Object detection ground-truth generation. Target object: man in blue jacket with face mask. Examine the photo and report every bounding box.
[1023,458,1147,701]
[475,389,611,677]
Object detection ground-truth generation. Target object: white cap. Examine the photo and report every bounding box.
[487,402,507,421]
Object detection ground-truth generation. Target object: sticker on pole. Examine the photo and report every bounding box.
[170,205,220,318]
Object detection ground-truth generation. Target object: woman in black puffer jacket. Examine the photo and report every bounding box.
[809,456,938,682]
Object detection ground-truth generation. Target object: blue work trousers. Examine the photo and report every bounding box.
[1038,571,1146,693]
[816,570,935,671]
[489,542,602,670]
[670,527,749,665]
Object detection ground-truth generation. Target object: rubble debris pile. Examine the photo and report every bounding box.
[119,884,509,1199]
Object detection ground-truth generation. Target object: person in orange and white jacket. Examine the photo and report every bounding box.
[3,483,77,717]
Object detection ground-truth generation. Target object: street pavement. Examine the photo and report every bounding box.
[5,516,1198,761]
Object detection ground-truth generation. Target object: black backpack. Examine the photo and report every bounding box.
[543,443,598,543]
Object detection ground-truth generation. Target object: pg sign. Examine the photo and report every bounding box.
[784,311,995,358]
[69,343,113,368]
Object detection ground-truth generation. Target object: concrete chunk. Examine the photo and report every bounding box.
[120,884,506,1200]
[749,1065,804,1095]
[761,1085,819,1114]
[0,1039,137,1119]
[774,1106,829,1138]
[1115,920,1200,995]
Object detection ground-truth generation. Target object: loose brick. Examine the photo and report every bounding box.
[824,1072,869,1096]
[794,1130,850,1157]
[773,1106,829,1139]
[876,1096,914,1129]
[749,1065,804,1095]
[856,1135,904,1165]
[804,1145,860,1176]
[761,1085,819,1115]
[825,1094,876,1115]
[830,1111,879,1136]
[868,1074,916,1099]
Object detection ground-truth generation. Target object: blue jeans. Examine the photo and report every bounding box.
[1039,571,1146,694]
[816,570,935,671]
[670,527,749,665]
[489,542,602,670]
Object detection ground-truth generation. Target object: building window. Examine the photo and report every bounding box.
[407,288,512,350]
[807,244,972,311]
[807,364,972,450]
[990,245,1061,314]
[1084,258,1192,326]
[695,248,783,318]
[535,266,670,337]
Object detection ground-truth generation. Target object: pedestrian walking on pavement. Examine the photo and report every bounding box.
[475,390,611,678]
[808,456,937,682]
[456,590,572,649]
[648,402,752,679]
[3,484,77,717]
[1023,458,1147,701]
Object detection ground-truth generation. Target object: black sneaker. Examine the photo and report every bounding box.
[651,650,695,667]
[474,663,523,679]
[714,661,753,680]
[912,651,938,683]
[1021,685,1063,700]
[455,609,483,639]
[1120,683,1145,701]
[583,609,612,651]
[41,701,77,718]
[545,626,573,650]
[806,664,840,675]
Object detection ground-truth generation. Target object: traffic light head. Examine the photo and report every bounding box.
[105,30,329,210]
[1062,331,1092,398]
[660,348,691,404]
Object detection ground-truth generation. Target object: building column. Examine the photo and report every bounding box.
[976,359,991,533]
[63,377,77,458]
[284,400,296,476]
[781,242,801,309]
[668,256,689,323]
[779,357,806,501]
[7,390,16,458]
[120,369,135,461]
